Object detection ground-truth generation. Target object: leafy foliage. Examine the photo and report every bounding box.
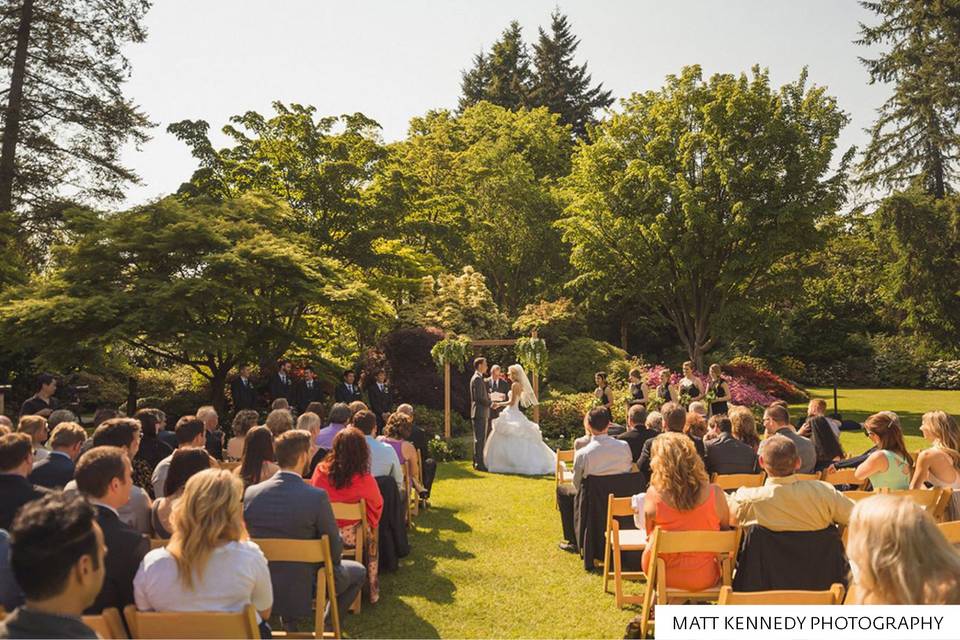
[548,337,627,392]
[431,336,473,371]
[514,337,548,374]
[926,360,960,390]
[399,267,509,338]
[459,21,532,112]
[511,298,584,346]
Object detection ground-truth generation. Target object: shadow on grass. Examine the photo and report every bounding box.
[418,505,473,533]
[436,463,484,481]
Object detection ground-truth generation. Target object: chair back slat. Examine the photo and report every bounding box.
[82,608,128,639]
[252,537,329,563]
[557,449,575,463]
[123,604,260,639]
[607,495,635,518]
[719,585,844,605]
[711,473,765,491]
[820,468,862,488]
[651,528,739,554]
[842,490,876,502]
[939,520,960,544]
[332,501,364,521]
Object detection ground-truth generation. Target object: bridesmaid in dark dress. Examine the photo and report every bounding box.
[594,372,614,415]
[678,361,704,408]
[626,367,649,407]
[706,364,731,416]
[654,369,676,405]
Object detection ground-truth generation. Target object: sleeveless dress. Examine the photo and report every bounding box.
[708,379,728,416]
[868,450,911,489]
[595,385,613,407]
[927,459,960,520]
[679,378,701,407]
[483,401,556,476]
[656,383,672,403]
[627,383,647,407]
[642,485,723,591]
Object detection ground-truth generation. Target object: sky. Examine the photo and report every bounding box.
[118,0,886,207]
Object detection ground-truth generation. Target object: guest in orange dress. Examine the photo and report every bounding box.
[641,432,730,591]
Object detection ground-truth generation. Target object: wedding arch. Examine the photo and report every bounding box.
[433,331,547,439]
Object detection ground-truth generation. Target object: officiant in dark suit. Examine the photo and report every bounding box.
[367,369,394,429]
[487,364,511,421]
[334,370,363,404]
[231,364,258,412]
[292,366,326,414]
[269,360,294,402]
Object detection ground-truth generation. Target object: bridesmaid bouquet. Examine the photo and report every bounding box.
[648,392,664,412]
[704,389,717,405]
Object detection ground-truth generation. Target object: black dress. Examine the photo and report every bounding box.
[679,378,701,406]
[708,379,729,415]
[627,383,647,407]
[656,383,672,403]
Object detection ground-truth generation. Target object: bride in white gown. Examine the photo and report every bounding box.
[483,364,556,476]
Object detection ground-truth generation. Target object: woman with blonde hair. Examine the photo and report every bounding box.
[641,432,730,591]
[706,364,730,416]
[910,410,960,519]
[678,361,704,408]
[134,469,273,636]
[847,495,960,604]
[855,411,912,490]
[728,405,760,452]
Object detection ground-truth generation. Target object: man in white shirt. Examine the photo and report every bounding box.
[151,416,206,498]
[558,407,633,552]
[351,410,403,493]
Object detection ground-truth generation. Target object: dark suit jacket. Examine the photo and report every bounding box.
[334,382,362,404]
[705,433,759,475]
[487,378,511,419]
[269,372,293,402]
[28,452,75,489]
[87,506,148,614]
[616,428,659,462]
[231,376,258,411]
[243,471,343,619]
[0,475,48,531]
[292,379,325,414]
[410,425,429,462]
[733,525,848,592]
[367,383,393,427]
[205,429,225,461]
[637,433,707,480]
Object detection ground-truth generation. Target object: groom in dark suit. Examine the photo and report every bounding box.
[231,364,258,412]
[470,358,491,472]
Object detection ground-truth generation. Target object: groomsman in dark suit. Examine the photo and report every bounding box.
[367,369,394,429]
[292,366,326,414]
[231,364,258,412]
[269,360,294,402]
[487,365,511,421]
[334,370,363,404]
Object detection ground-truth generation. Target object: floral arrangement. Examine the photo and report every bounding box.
[515,336,549,374]
[430,335,472,371]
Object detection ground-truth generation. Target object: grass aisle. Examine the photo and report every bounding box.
[348,462,636,638]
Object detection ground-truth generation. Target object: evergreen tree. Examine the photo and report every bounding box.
[458,21,532,111]
[0,0,152,216]
[857,0,960,198]
[530,10,613,139]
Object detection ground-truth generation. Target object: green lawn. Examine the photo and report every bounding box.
[792,387,960,454]
[346,461,636,638]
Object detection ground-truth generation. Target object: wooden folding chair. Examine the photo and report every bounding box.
[82,607,128,639]
[719,584,844,605]
[555,450,574,505]
[251,537,341,639]
[881,488,949,521]
[793,473,821,481]
[938,520,960,544]
[710,472,765,492]
[842,490,877,502]
[638,528,740,639]
[820,467,865,489]
[843,584,861,604]
[602,495,647,607]
[123,603,260,639]
[331,500,367,613]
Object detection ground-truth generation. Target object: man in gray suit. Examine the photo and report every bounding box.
[470,357,491,472]
[243,430,366,629]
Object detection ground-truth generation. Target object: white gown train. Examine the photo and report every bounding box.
[483,403,555,476]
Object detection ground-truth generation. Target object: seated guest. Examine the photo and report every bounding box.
[244,430,366,628]
[729,405,761,452]
[809,416,845,472]
[151,415,206,499]
[799,398,841,437]
[17,415,49,462]
[133,409,173,484]
[642,433,730,590]
[227,410,260,461]
[147,409,177,451]
[74,446,148,615]
[379,412,428,498]
[271,397,290,412]
[616,404,658,461]
[558,408,633,553]
[0,493,104,639]
[296,411,322,472]
[315,403,352,451]
[29,421,85,489]
[729,435,854,530]
[0,433,48,531]
[78,409,118,456]
[846,495,960,604]
[197,406,225,462]
[134,469,274,637]
[705,415,758,476]
[911,412,960,519]
[688,401,708,421]
[396,404,437,497]
[0,528,22,612]
[265,408,294,437]
[0,416,11,433]
[46,409,77,432]
[235,426,279,489]
[638,402,707,478]
[347,400,368,418]
[304,402,326,422]
[761,404,816,473]
[854,411,912,490]
[150,449,212,539]
[352,410,403,493]
[684,411,707,439]
[311,427,384,603]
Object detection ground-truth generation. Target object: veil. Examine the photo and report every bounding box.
[508,364,539,407]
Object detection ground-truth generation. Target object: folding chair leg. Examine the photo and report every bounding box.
[639,563,655,637]
[602,529,612,594]
[613,533,624,608]
[349,591,361,614]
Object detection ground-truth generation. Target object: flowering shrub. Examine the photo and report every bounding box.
[643,364,778,408]
[722,362,808,403]
[926,360,960,390]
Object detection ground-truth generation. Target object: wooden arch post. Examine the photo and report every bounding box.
[443,333,543,439]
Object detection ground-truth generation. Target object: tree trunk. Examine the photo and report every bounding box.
[619,316,629,352]
[0,0,35,213]
[209,366,230,415]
